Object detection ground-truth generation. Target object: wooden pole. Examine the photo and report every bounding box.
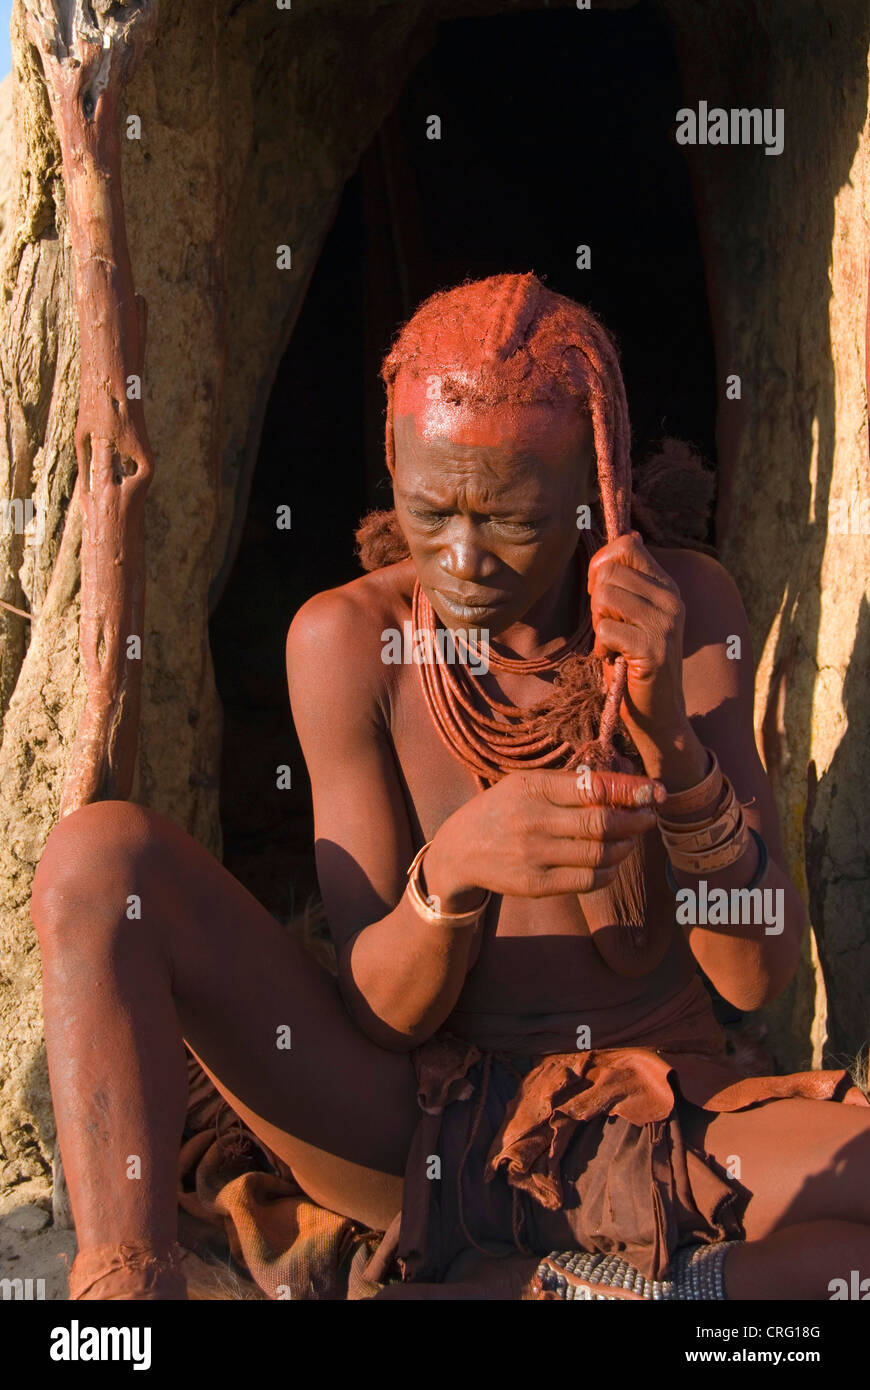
[22,0,159,815]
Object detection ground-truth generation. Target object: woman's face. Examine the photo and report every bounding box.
[391,375,596,634]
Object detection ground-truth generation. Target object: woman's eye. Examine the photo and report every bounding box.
[405,509,540,533]
[493,518,540,534]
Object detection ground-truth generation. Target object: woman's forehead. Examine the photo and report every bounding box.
[392,377,591,453]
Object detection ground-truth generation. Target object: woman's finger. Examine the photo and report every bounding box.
[588,532,677,590]
[532,769,667,807]
[591,617,655,665]
[530,834,640,871]
[590,558,680,608]
[532,803,658,841]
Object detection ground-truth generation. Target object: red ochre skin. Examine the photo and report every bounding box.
[31,393,870,1301]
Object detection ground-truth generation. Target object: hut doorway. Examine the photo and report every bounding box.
[208,1,717,921]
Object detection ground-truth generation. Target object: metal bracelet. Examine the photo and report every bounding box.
[405,841,491,927]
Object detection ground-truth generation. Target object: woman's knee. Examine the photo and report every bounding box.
[30,799,177,946]
[698,1098,870,1237]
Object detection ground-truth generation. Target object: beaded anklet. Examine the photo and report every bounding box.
[530,1240,738,1301]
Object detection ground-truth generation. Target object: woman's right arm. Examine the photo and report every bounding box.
[286,586,661,1051]
[287,586,486,1050]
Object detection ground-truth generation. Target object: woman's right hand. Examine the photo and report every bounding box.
[421,768,666,911]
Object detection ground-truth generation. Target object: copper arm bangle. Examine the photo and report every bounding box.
[405,841,491,927]
[656,750,754,874]
[658,779,751,872]
[665,827,770,894]
[655,746,723,821]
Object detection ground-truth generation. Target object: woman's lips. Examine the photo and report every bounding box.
[434,589,508,620]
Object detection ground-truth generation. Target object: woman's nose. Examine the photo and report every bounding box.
[439,532,498,583]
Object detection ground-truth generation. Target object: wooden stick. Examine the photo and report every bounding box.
[22,1,159,816]
[0,596,33,620]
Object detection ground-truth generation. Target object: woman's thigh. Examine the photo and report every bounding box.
[680,1096,870,1239]
[37,799,421,1231]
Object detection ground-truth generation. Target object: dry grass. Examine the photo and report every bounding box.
[847,1046,869,1096]
[179,1248,268,1301]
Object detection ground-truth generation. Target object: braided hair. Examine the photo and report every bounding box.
[380,270,634,769]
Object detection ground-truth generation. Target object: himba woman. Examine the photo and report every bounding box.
[31,272,870,1300]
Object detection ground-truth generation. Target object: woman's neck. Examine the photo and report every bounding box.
[488,548,587,663]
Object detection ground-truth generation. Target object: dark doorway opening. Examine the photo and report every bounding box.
[209,2,717,919]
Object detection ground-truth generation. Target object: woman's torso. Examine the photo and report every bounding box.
[380,590,709,1049]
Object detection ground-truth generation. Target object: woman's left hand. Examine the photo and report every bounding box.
[587,532,690,749]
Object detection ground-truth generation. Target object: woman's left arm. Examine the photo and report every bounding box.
[588,534,805,1009]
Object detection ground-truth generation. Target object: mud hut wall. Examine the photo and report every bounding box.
[664,0,870,1070]
[0,0,431,1192]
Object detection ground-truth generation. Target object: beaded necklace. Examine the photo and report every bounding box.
[412,543,596,789]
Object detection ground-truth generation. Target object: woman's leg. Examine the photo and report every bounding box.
[30,799,420,1275]
[681,1097,870,1298]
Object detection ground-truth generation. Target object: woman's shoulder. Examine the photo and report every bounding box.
[286,559,415,647]
[285,558,417,702]
[649,545,747,637]
[650,546,755,699]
